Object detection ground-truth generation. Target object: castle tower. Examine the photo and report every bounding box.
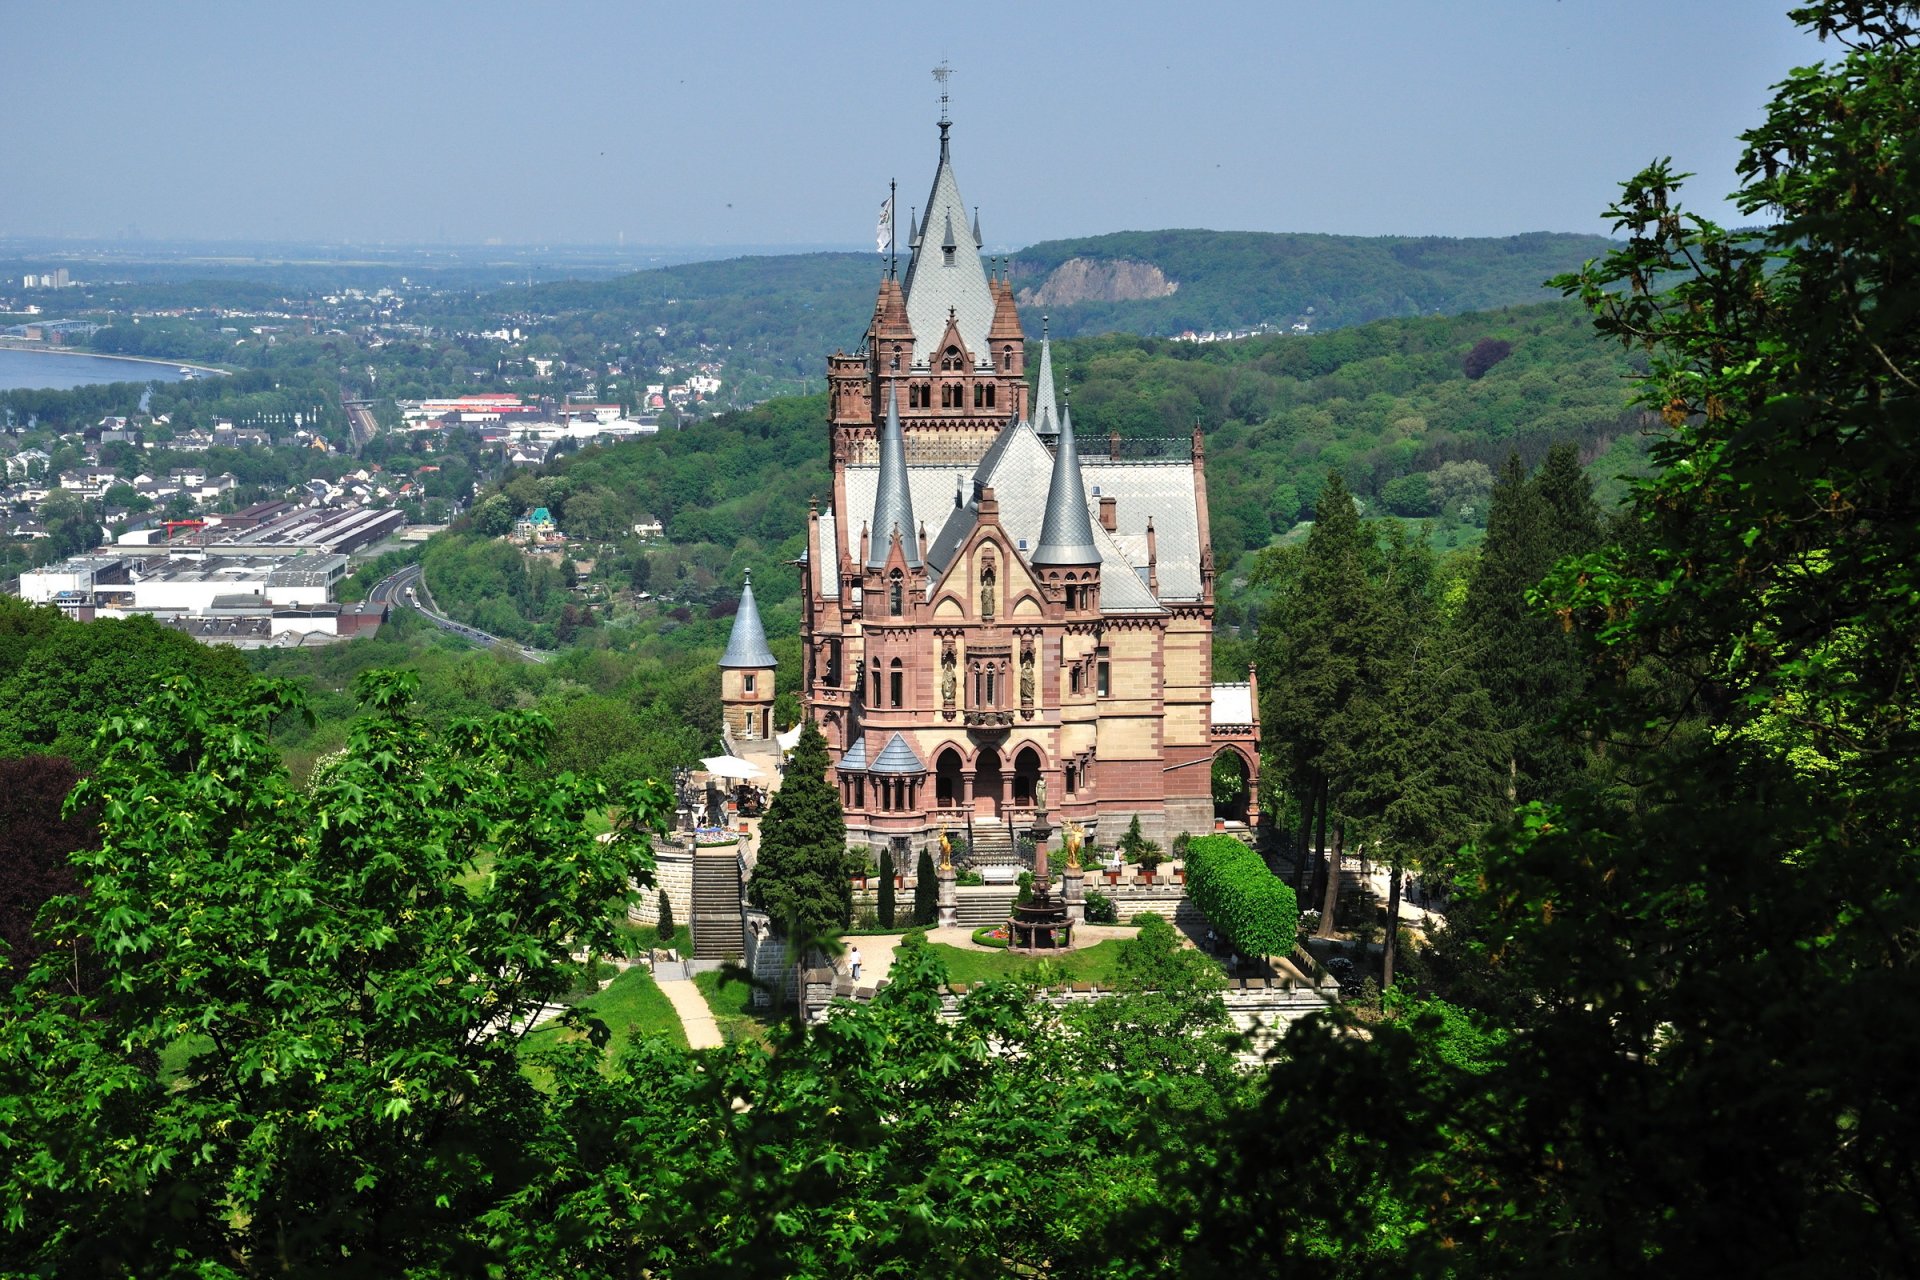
[719,569,777,743]
[799,108,1255,856]
[1030,400,1102,618]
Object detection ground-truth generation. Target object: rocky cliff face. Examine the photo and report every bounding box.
[1018,258,1178,308]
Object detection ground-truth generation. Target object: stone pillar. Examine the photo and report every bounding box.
[937,861,958,929]
[1062,862,1086,924]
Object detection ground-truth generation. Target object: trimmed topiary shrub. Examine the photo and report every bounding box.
[1084,889,1118,924]
[656,889,676,949]
[1184,833,1297,959]
[878,846,896,928]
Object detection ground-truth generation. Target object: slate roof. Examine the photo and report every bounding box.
[718,573,777,669]
[836,735,868,772]
[867,386,920,568]
[1028,329,1061,438]
[1031,404,1101,566]
[899,124,995,367]
[868,732,926,775]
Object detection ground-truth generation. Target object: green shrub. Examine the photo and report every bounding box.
[1084,890,1118,924]
[1016,870,1034,906]
[1184,833,1297,959]
[655,889,676,949]
[878,846,896,928]
[955,869,985,887]
[1119,815,1162,872]
[970,926,1010,950]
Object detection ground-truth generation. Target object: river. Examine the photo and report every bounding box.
[0,347,216,392]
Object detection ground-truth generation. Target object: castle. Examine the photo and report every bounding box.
[721,118,1259,861]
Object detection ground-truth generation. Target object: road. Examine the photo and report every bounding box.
[366,563,550,663]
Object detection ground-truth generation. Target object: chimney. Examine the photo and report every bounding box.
[1098,495,1117,532]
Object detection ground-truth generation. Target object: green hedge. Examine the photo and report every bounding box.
[1184,834,1297,958]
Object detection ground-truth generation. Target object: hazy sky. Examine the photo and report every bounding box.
[4,2,1822,249]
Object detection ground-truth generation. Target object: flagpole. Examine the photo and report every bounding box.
[889,179,898,280]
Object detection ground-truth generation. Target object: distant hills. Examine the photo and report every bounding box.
[1007,229,1619,338]
[484,228,1617,392]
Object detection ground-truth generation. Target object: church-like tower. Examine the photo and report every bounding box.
[799,117,1258,860]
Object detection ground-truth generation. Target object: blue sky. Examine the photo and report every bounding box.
[3,2,1822,248]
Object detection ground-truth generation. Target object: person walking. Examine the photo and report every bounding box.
[849,945,863,982]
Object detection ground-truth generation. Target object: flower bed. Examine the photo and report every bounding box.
[970,926,1011,950]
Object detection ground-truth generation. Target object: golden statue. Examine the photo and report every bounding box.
[1062,820,1084,871]
[939,823,953,872]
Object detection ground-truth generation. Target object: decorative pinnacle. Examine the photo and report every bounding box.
[933,60,953,125]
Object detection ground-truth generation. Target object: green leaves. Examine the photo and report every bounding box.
[1184,834,1297,959]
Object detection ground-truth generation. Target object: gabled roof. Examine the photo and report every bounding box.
[718,571,777,669]
[868,732,925,775]
[867,387,919,569]
[899,123,995,367]
[1031,404,1100,567]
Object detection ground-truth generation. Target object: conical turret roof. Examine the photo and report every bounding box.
[867,386,920,568]
[1030,319,1060,438]
[1031,400,1100,566]
[899,121,995,366]
[718,570,776,668]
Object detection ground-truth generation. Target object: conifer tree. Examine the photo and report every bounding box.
[914,847,938,926]
[877,845,895,929]
[1462,452,1583,805]
[746,718,851,941]
[1259,472,1394,937]
[655,888,675,949]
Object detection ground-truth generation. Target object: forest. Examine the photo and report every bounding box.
[1,4,1916,1275]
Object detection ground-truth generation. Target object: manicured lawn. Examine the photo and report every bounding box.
[928,940,1129,987]
[522,963,689,1066]
[611,918,693,959]
[693,969,781,1047]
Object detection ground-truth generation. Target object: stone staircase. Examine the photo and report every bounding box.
[691,849,743,959]
[954,886,1019,929]
[968,817,1018,868]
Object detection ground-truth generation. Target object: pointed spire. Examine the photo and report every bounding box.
[868,386,920,569]
[1032,393,1100,567]
[909,207,920,247]
[1031,316,1060,437]
[972,206,982,247]
[942,211,958,255]
[718,569,777,668]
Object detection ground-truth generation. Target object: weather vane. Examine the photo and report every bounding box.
[933,60,953,124]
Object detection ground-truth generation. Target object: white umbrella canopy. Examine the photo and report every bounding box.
[700,754,766,779]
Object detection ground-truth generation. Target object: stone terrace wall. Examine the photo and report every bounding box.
[800,968,1339,1063]
[625,839,694,930]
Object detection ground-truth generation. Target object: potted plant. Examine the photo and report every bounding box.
[1137,845,1161,885]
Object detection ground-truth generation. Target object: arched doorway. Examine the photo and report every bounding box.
[974,749,1004,818]
[1012,746,1043,808]
[1212,749,1251,824]
[935,747,964,809]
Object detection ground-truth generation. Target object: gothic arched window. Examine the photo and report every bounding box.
[888,571,903,617]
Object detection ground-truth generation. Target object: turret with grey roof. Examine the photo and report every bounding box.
[1030,402,1101,566]
[1029,318,1061,439]
[867,386,919,568]
[718,569,777,669]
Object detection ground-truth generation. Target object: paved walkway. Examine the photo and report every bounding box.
[655,971,723,1049]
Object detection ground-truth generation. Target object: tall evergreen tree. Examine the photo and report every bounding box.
[745,719,851,941]
[1462,452,1585,805]
[914,847,938,926]
[877,846,895,929]
[1259,472,1394,937]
